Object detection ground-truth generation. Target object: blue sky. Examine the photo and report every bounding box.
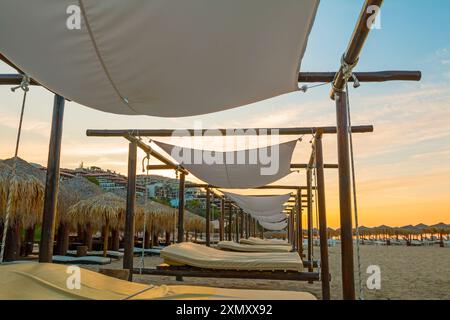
[0,0,449,227]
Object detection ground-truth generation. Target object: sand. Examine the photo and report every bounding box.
[83,246,450,300]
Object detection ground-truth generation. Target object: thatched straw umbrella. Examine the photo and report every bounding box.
[185,211,206,242]
[138,199,177,248]
[431,223,450,247]
[0,159,45,261]
[2,157,76,256]
[55,176,103,255]
[67,192,127,256]
[399,225,419,245]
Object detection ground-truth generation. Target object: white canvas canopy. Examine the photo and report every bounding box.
[259,220,288,231]
[223,192,291,215]
[252,214,287,223]
[0,0,319,117]
[154,141,298,189]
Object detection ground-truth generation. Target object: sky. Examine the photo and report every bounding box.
[0,0,449,228]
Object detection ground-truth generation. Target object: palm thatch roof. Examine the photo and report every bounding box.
[430,223,450,232]
[59,176,103,223]
[67,192,129,230]
[185,210,206,232]
[138,199,177,233]
[0,159,45,228]
[2,157,75,225]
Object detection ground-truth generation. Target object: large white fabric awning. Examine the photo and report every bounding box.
[223,192,291,215]
[0,0,319,117]
[259,220,288,231]
[155,141,297,189]
[252,214,287,223]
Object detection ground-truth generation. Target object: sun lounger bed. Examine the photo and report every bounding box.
[119,247,161,256]
[0,263,316,300]
[67,250,124,259]
[240,237,291,246]
[217,241,293,253]
[136,243,319,282]
[52,255,111,265]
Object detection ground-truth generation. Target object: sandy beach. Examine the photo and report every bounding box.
[83,246,450,300]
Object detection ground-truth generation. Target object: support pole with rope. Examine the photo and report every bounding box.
[220,197,225,241]
[205,188,211,247]
[297,189,303,257]
[315,130,331,300]
[0,75,30,263]
[306,168,313,273]
[228,201,232,241]
[335,90,356,300]
[177,172,185,243]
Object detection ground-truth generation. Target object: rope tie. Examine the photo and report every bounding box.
[140,153,151,273]
[341,54,359,81]
[332,54,359,93]
[1,74,30,263]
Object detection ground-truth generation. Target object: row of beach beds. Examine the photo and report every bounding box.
[0,237,318,300]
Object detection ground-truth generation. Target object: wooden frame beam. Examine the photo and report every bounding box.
[146,163,338,170]
[86,126,373,137]
[299,71,421,83]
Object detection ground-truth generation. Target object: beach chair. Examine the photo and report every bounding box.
[135,242,320,282]
[217,241,293,253]
[0,262,316,300]
[66,250,124,259]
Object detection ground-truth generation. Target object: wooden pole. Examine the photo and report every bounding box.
[4,224,20,261]
[240,209,244,239]
[220,198,225,241]
[247,214,251,239]
[292,212,297,251]
[55,222,69,256]
[299,71,420,83]
[24,225,35,256]
[335,90,356,300]
[103,218,110,258]
[306,168,313,272]
[0,71,422,87]
[228,201,232,241]
[39,94,65,263]
[297,190,303,257]
[289,214,292,245]
[240,209,245,239]
[235,208,240,242]
[123,141,137,281]
[111,229,120,251]
[315,131,331,300]
[177,172,185,243]
[205,188,211,247]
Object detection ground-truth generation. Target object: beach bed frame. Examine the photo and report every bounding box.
[133,265,320,282]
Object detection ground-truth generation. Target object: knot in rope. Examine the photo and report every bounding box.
[11,74,30,93]
[340,54,359,82]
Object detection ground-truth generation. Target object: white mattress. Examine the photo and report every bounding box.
[218,241,292,253]
[240,237,291,247]
[161,242,302,272]
[0,263,316,300]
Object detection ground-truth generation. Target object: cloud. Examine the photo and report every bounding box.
[0,113,50,134]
